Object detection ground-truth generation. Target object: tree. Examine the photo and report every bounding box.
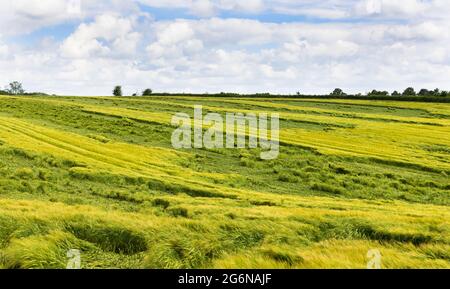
[113,86,122,97]
[142,88,153,96]
[402,87,416,96]
[330,88,346,96]
[392,91,401,96]
[418,89,430,96]
[8,81,24,95]
[368,90,389,96]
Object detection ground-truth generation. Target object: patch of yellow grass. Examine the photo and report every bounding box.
[0,196,448,268]
[0,116,232,189]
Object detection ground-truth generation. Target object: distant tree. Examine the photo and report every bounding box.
[113,86,122,97]
[8,81,24,95]
[219,92,240,97]
[368,90,389,96]
[418,89,430,96]
[427,88,448,97]
[0,88,9,95]
[330,88,346,96]
[142,88,153,96]
[392,91,401,96]
[402,87,416,96]
[255,93,271,97]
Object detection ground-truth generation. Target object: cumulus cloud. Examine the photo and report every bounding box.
[0,36,9,59]
[2,1,450,36]
[0,0,138,35]
[60,14,142,58]
[353,0,436,18]
[190,0,217,17]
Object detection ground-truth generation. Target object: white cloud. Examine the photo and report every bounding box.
[0,0,139,35]
[353,0,450,19]
[220,0,265,13]
[61,14,142,58]
[0,36,9,59]
[191,0,217,17]
[2,1,450,36]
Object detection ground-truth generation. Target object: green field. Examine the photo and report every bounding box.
[0,95,449,269]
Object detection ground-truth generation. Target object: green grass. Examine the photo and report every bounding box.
[0,95,449,269]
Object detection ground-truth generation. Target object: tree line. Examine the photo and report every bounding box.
[329,87,450,97]
[113,85,450,98]
[1,81,449,101]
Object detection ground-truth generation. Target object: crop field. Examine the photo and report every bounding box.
[0,95,449,269]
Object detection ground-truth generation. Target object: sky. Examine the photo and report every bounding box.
[0,0,449,96]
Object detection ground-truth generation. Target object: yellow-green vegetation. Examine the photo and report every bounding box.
[0,95,449,269]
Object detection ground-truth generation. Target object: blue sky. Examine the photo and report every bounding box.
[0,0,449,95]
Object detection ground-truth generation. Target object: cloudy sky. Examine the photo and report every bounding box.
[1,0,449,96]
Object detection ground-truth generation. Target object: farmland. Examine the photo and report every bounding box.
[0,95,449,269]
